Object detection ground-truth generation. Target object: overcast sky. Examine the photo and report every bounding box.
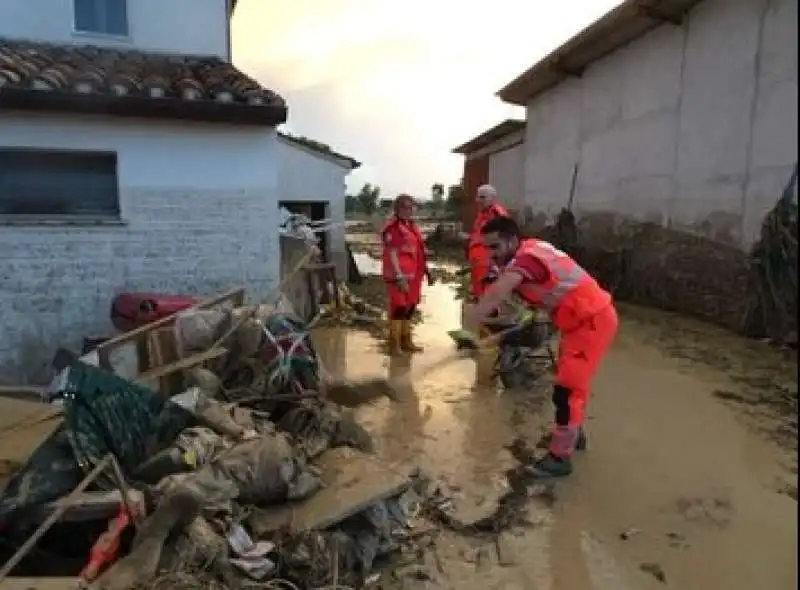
[231,0,622,199]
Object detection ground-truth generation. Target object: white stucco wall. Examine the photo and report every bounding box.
[0,112,279,382]
[0,0,228,58]
[488,141,526,212]
[277,137,353,282]
[523,0,797,246]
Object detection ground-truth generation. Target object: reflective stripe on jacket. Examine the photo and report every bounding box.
[512,239,612,332]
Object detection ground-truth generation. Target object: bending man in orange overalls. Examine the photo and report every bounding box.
[464,184,507,301]
[466,215,618,478]
[381,194,432,355]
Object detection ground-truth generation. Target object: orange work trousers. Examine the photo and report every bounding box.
[469,257,492,298]
[553,304,618,426]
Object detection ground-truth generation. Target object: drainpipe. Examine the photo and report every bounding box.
[225,0,234,62]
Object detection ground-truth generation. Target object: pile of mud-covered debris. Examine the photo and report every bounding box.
[534,164,798,348]
[0,291,448,590]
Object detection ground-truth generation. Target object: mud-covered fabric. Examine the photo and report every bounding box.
[158,433,322,515]
[0,424,82,530]
[61,361,195,489]
[277,401,373,459]
[0,362,197,528]
[258,313,320,392]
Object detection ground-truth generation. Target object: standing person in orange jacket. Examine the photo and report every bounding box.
[466,215,618,478]
[381,194,433,355]
[464,184,508,301]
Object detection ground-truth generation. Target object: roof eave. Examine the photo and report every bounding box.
[496,0,706,106]
[452,119,526,155]
[0,87,288,126]
[278,133,361,170]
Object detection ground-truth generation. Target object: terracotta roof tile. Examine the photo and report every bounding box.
[278,131,361,169]
[0,37,286,125]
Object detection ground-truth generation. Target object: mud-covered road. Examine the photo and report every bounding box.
[314,249,798,590]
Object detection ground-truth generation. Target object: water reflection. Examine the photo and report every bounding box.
[379,354,428,461]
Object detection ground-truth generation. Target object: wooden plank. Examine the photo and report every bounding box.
[145,327,182,395]
[0,578,82,590]
[135,346,227,382]
[0,387,47,403]
[0,398,63,483]
[248,447,412,536]
[31,491,123,523]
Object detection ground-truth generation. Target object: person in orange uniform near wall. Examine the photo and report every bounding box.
[466,215,618,478]
[464,184,508,301]
[381,194,433,355]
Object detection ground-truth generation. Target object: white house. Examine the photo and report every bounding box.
[0,0,289,383]
[496,0,797,247]
[276,132,360,282]
[452,119,526,226]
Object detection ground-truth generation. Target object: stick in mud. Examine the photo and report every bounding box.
[0,455,114,581]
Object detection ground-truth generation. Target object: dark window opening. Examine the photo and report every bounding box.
[74,0,129,36]
[279,201,329,261]
[0,148,120,217]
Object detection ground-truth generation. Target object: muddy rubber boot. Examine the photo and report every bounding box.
[388,320,404,356]
[536,426,588,452]
[526,452,573,478]
[400,320,424,353]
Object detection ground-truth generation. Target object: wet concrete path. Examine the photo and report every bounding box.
[314,258,797,590]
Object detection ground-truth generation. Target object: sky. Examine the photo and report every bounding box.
[231,0,623,199]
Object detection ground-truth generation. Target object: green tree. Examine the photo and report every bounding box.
[356,183,380,215]
[446,184,465,217]
[431,183,445,213]
[345,193,359,214]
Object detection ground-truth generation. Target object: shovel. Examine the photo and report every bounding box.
[324,322,531,405]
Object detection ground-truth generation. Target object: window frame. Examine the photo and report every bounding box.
[0,147,122,221]
[73,0,130,38]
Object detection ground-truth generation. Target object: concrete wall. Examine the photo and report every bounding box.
[488,141,526,212]
[277,137,352,281]
[0,0,228,58]
[0,112,279,382]
[523,0,797,246]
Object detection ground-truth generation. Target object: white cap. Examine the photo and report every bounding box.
[477,184,497,198]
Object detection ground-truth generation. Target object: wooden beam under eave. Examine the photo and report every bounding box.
[636,4,684,26]
[551,58,585,78]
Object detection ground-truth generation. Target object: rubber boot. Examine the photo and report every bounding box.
[536,426,588,452]
[388,320,404,356]
[400,320,423,353]
[528,425,579,478]
[527,452,573,478]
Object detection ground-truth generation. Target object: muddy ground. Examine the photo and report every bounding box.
[319,235,798,590]
[0,233,795,589]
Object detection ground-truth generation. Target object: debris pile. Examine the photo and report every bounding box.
[536,167,799,346]
[742,164,798,347]
[0,296,432,589]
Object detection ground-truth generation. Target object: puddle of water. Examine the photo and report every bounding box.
[352,251,461,276]
[315,247,799,589]
[319,251,542,519]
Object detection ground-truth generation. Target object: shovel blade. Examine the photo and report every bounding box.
[448,329,480,350]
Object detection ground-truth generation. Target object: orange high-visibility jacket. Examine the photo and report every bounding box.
[511,239,612,332]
